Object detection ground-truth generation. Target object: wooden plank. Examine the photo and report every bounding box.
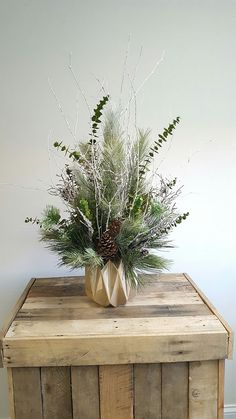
[137,277,191,290]
[99,364,133,419]
[28,278,85,298]
[162,362,188,419]
[16,303,211,321]
[25,273,197,297]
[7,368,16,419]
[218,360,225,419]
[30,273,186,288]
[30,276,84,287]
[0,278,35,367]
[71,366,100,419]
[22,292,203,310]
[134,283,193,294]
[3,332,228,367]
[12,367,43,419]
[184,273,234,358]
[23,296,94,309]
[6,315,224,338]
[134,364,161,419]
[128,292,203,306]
[189,360,218,419]
[41,367,72,419]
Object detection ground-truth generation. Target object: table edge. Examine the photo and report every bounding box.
[183,273,234,359]
[0,278,36,367]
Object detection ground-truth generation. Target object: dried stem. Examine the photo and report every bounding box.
[68,53,91,117]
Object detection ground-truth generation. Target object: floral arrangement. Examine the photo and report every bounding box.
[26,95,189,287]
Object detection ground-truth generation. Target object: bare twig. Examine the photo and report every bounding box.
[92,74,106,95]
[74,96,79,138]
[68,52,91,117]
[119,33,131,107]
[48,78,77,143]
[123,50,165,114]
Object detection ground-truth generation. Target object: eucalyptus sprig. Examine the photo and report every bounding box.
[53,141,81,161]
[90,94,109,141]
[139,117,180,177]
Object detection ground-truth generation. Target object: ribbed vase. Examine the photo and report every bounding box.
[85,260,130,307]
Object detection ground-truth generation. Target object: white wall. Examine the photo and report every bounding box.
[0,0,235,417]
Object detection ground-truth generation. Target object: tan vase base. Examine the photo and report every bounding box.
[85,260,130,307]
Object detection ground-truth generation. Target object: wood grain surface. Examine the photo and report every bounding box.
[0,278,36,367]
[134,363,161,419]
[7,361,225,419]
[162,362,188,419]
[71,366,100,419]
[1,273,232,367]
[218,360,225,419]
[41,367,72,419]
[189,360,218,419]
[99,364,133,419]
[12,367,43,419]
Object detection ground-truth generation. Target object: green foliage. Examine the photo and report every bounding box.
[90,95,109,140]
[25,216,41,225]
[135,253,170,273]
[79,199,92,221]
[26,97,189,287]
[161,211,190,234]
[150,201,165,218]
[53,141,81,161]
[100,110,125,205]
[167,177,177,189]
[61,248,103,269]
[41,206,61,230]
[131,196,144,217]
[128,129,151,205]
[118,249,170,287]
[176,212,190,224]
[116,218,148,249]
[139,117,180,177]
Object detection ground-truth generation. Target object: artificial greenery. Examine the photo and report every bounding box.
[26,95,189,286]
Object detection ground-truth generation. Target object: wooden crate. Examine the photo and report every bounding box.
[0,273,233,419]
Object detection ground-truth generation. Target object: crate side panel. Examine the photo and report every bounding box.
[218,360,225,419]
[12,367,43,419]
[134,363,161,419]
[71,365,100,419]
[99,364,133,419]
[189,360,218,419]
[41,367,72,419]
[162,362,188,419]
[7,369,16,419]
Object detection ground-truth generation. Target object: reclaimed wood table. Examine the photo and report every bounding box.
[0,273,233,419]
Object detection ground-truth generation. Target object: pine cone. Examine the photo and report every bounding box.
[98,231,118,259]
[108,218,122,238]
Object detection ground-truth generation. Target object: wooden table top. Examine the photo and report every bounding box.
[0,273,233,367]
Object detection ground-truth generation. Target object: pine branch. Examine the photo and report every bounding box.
[60,248,103,269]
[41,206,61,230]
